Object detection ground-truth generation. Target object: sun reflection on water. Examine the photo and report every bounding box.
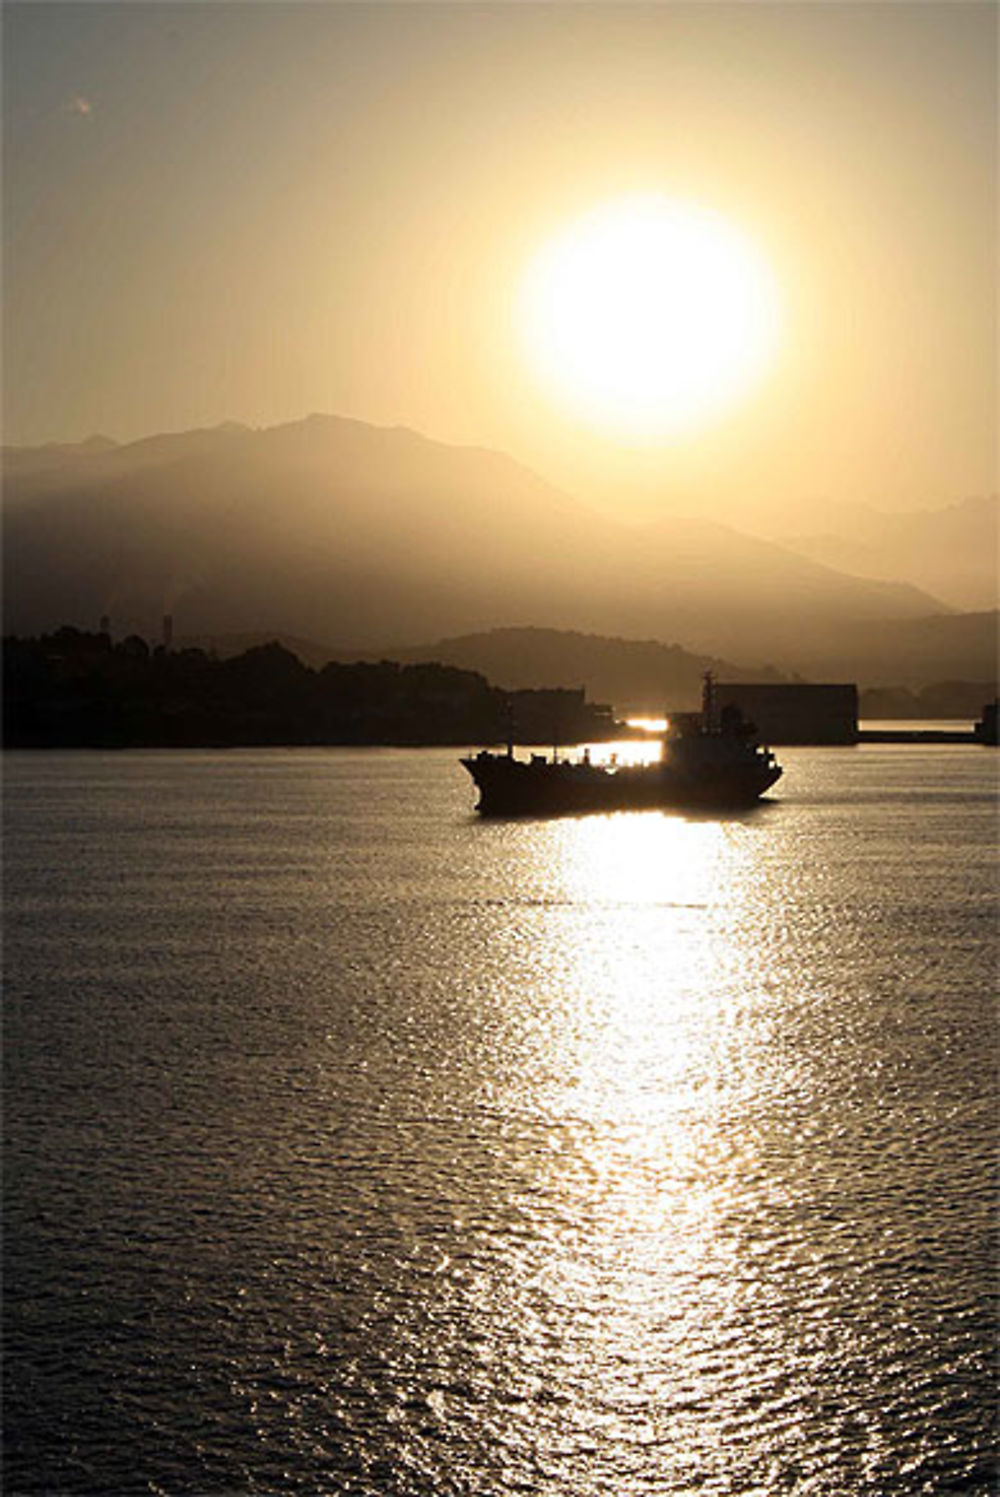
[448,807,792,1486]
[547,807,728,910]
[498,809,770,1269]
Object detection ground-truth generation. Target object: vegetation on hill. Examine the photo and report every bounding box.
[379,626,789,711]
[7,624,992,751]
[858,681,997,721]
[2,628,615,749]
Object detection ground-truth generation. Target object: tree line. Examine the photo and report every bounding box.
[2,627,616,749]
[858,680,997,721]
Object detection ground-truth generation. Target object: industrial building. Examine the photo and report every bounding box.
[508,687,615,745]
[715,682,858,745]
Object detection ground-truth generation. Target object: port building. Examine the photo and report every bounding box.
[715,683,858,745]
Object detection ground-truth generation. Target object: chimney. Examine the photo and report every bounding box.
[162,614,173,651]
[99,614,111,637]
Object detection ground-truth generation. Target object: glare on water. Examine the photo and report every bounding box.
[3,747,997,1495]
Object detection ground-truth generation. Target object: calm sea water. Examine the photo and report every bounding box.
[4,746,997,1496]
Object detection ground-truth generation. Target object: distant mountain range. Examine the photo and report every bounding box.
[183,625,787,712]
[4,412,992,687]
[780,496,997,613]
[361,628,787,711]
[186,620,996,707]
[370,620,997,701]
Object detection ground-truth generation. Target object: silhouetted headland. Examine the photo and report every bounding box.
[2,628,615,749]
[5,628,996,750]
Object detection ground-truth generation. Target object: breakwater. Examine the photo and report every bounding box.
[858,727,979,744]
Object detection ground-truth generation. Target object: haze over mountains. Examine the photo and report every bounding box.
[4,414,996,688]
[780,497,997,614]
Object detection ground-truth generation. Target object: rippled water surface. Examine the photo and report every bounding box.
[4,747,997,1495]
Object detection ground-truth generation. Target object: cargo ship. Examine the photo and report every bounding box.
[461,674,782,817]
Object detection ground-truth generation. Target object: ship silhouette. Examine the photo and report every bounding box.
[462,674,782,816]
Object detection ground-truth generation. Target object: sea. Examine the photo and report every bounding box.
[3,742,997,1496]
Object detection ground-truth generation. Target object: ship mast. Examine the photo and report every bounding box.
[701,670,716,731]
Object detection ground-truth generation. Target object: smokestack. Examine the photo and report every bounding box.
[162,614,173,651]
[99,614,110,637]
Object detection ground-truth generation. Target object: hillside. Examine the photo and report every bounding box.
[793,610,998,689]
[179,618,997,708]
[781,497,998,613]
[367,619,997,703]
[376,627,788,712]
[4,413,955,679]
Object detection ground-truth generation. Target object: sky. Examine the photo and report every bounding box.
[3,1,997,524]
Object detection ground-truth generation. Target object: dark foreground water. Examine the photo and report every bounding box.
[4,746,997,1495]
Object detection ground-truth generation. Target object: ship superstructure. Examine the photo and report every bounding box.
[461,674,781,816]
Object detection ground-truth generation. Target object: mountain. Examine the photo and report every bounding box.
[171,624,759,711]
[1,433,118,479]
[3,413,956,679]
[367,617,997,700]
[374,627,789,712]
[183,616,997,703]
[791,610,998,689]
[780,497,998,613]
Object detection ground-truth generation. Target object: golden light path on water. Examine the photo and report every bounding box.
[452,794,794,1482]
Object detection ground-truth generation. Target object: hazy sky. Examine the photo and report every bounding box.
[4,2,996,522]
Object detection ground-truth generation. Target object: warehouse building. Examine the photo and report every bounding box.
[715,682,858,745]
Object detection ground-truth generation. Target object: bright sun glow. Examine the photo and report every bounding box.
[518,193,782,440]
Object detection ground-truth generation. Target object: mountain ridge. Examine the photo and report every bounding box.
[152,616,998,704]
[779,495,997,613]
[4,411,973,684]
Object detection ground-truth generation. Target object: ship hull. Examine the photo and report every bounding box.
[461,755,781,818]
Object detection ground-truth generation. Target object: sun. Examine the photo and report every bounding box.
[517,193,782,441]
